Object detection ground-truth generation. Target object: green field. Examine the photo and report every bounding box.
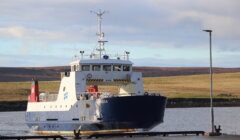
[0,72,240,101]
[144,72,240,98]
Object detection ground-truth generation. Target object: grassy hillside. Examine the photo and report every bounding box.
[0,72,240,101]
[0,81,60,101]
[144,72,240,98]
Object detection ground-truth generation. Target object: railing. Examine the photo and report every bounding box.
[76,92,137,101]
[39,92,154,102]
[74,53,130,61]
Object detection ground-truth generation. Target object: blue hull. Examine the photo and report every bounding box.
[99,95,167,130]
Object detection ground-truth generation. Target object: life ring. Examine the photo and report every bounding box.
[144,92,149,96]
[87,73,92,79]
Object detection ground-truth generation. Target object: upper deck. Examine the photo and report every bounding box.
[70,58,133,72]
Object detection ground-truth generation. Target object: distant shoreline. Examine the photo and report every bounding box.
[167,98,240,108]
[1,98,240,112]
[1,66,240,82]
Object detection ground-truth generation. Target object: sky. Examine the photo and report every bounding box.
[0,0,239,67]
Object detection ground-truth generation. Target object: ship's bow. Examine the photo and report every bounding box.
[98,95,167,130]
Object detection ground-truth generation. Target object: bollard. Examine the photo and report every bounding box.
[74,129,81,139]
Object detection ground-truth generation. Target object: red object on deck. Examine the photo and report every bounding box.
[87,85,98,93]
[28,79,39,102]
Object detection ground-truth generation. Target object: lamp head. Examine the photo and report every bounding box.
[203,29,212,33]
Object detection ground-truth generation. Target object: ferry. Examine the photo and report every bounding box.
[25,10,167,136]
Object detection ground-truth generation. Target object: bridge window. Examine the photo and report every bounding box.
[77,65,80,71]
[82,65,90,71]
[103,65,111,71]
[92,65,101,71]
[113,65,122,71]
[72,65,77,71]
[123,65,130,71]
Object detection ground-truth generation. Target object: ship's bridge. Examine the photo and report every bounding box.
[67,58,136,86]
[70,59,133,73]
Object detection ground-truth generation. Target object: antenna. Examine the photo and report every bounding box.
[90,9,108,59]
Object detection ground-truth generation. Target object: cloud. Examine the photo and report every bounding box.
[171,10,240,39]
[0,26,25,38]
[0,26,64,40]
[1,0,240,43]
[0,25,95,43]
[0,0,239,67]
[0,53,70,67]
[152,0,240,39]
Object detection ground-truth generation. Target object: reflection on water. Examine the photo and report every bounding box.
[0,107,240,136]
[0,111,30,136]
[153,107,240,135]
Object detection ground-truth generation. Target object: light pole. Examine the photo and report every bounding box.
[80,51,84,59]
[203,29,215,134]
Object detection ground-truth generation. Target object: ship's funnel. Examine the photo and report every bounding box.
[28,78,39,102]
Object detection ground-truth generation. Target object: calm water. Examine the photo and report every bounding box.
[0,107,240,136]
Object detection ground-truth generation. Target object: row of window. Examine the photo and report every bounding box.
[42,118,83,129]
[43,125,59,129]
[46,118,81,121]
[72,64,131,72]
[44,117,85,125]
[43,104,79,108]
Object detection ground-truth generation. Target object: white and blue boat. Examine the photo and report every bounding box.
[25,10,167,136]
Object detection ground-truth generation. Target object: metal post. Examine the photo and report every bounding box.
[203,29,215,134]
[125,51,130,60]
[80,51,84,59]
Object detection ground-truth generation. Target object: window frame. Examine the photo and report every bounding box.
[103,65,112,71]
[81,65,90,71]
[123,65,131,71]
[92,65,101,71]
[113,65,122,71]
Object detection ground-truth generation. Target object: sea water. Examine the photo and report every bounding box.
[0,107,240,136]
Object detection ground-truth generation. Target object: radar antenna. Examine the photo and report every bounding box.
[90,9,108,59]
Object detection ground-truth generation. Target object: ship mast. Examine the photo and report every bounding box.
[91,9,108,59]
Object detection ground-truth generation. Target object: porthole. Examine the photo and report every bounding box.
[81,116,86,121]
[86,103,90,108]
